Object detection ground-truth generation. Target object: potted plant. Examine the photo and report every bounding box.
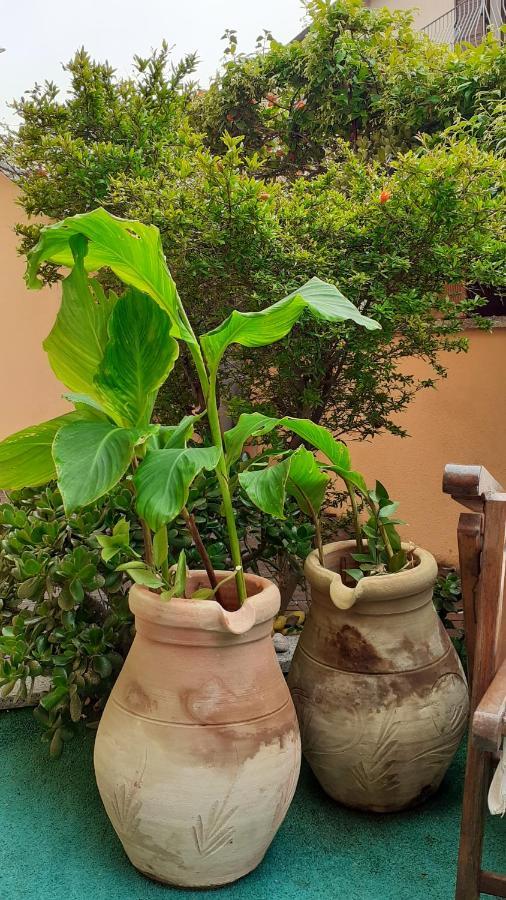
[231,420,469,812]
[0,209,379,886]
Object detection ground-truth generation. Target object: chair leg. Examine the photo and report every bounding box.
[455,736,492,900]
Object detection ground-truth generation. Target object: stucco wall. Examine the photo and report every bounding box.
[366,0,448,29]
[348,327,506,566]
[0,173,68,439]
[1,173,505,566]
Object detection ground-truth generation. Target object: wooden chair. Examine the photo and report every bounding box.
[443,464,506,900]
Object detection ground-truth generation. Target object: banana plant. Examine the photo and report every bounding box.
[230,415,411,579]
[0,208,380,606]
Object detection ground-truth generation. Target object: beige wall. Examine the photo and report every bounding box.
[366,0,448,29]
[0,173,68,439]
[349,328,506,566]
[2,173,505,567]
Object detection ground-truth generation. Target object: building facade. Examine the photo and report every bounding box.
[365,0,505,45]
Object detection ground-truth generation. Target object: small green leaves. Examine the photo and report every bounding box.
[115,561,163,589]
[200,276,380,373]
[92,655,113,678]
[134,446,221,532]
[53,421,136,514]
[190,568,240,601]
[345,568,365,582]
[69,692,82,723]
[160,550,187,600]
[347,480,411,580]
[388,549,408,573]
[239,446,329,519]
[0,414,79,490]
[40,684,68,712]
[95,518,131,563]
[94,288,179,427]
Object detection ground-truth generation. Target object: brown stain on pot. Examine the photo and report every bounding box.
[398,634,432,668]
[332,624,387,673]
[124,682,158,715]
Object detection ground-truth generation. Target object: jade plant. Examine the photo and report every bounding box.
[0,208,379,608]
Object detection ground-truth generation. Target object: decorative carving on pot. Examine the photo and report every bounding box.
[288,542,468,812]
[94,572,301,888]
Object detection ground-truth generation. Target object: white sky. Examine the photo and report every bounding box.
[1,0,307,127]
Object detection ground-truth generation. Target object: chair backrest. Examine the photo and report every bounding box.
[443,464,506,900]
[443,464,506,698]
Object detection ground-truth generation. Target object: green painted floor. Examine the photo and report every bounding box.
[1,708,505,900]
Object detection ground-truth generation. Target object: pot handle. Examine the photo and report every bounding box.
[217,602,257,635]
[330,574,358,610]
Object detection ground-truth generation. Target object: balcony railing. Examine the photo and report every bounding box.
[422,0,505,46]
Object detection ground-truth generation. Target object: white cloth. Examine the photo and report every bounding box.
[489,736,506,815]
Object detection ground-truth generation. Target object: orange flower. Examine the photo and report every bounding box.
[294,98,307,111]
[258,191,270,201]
[379,189,392,204]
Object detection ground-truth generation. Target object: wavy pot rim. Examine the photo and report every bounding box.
[129,569,280,635]
[304,540,438,610]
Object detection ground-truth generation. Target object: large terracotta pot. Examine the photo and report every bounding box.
[288,542,468,812]
[94,571,301,888]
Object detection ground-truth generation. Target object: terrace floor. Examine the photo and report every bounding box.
[1,708,505,900]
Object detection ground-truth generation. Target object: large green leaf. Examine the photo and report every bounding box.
[134,446,221,532]
[26,208,192,342]
[53,421,136,514]
[94,288,179,427]
[63,393,110,421]
[0,415,78,490]
[239,446,329,519]
[283,418,368,494]
[146,415,198,450]
[285,446,330,517]
[200,277,380,373]
[43,236,116,400]
[225,412,367,493]
[224,412,280,467]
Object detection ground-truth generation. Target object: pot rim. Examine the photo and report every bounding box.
[129,570,280,635]
[304,540,437,610]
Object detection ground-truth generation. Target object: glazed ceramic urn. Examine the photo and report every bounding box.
[288,542,468,812]
[94,571,301,888]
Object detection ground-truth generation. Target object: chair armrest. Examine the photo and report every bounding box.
[473,659,506,752]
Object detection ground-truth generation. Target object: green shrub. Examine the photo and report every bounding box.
[199,0,506,172]
[433,569,466,667]
[0,473,315,754]
[3,9,504,441]
[0,484,137,756]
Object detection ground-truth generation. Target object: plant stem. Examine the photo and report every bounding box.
[365,497,394,560]
[206,375,248,604]
[181,507,224,604]
[141,520,154,566]
[344,479,364,552]
[314,514,325,567]
[161,531,170,583]
[174,294,247,605]
[130,458,154,565]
